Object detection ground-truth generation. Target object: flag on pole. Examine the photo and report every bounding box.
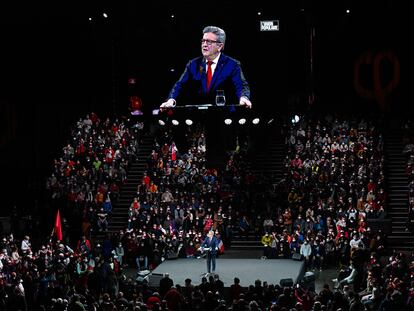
[54,210,63,241]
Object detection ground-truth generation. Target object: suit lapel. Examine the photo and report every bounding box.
[209,54,226,92]
[200,59,208,94]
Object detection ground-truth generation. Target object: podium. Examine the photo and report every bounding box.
[165,104,248,169]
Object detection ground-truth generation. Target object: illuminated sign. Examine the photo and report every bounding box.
[260,20,279,31]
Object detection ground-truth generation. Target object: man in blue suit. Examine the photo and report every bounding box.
[160,26,252,109]
[200,230,220,274]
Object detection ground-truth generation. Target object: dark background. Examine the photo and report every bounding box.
[0,0,409,217]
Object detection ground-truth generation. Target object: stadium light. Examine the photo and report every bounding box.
[172,119,179,126]
[252,118,260,125]
[158,120,165,126]
[185,119,193,126]
[238,118,246,125]
[224,119,232,125]
[291,115,300,124]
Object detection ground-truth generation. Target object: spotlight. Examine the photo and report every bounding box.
[268,118,274,124]
[158,120,165,126]
[238,118,246,125]
[185,119,193,126]
[224,119,232,125]
[291,115,300,124]
[103,13,108,18]
[172,119,179,126]
[252,118,260,125]
[88,17,92,21]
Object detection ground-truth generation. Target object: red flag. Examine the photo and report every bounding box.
[54,210,63,241]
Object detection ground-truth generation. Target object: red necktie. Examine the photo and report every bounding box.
[206,60,213,91]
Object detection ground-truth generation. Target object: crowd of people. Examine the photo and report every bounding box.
[1,112,414,310]
[261,115,387,268]
[0,112,260,310]
[402,119,414,232]
[45,113,145,239]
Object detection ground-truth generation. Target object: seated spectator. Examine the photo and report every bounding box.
[263,215,274,233]
[77,235,92,256]
[146,292,161,310]
[238,216,250,237]
[20,236,31,255]
[349,233,363,249]
[333,262,357,290]
[97,209,108,232]
[230,277,243,302]
[103,196,112,214]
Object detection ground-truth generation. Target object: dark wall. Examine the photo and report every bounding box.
[309,1,409,113]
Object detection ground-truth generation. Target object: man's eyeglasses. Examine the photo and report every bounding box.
[201,39,221,45]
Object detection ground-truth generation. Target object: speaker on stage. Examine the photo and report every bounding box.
[279,278,294,287]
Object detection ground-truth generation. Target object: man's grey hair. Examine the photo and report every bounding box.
[203,26,226,45]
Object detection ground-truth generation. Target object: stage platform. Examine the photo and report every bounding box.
[145,258,305,288]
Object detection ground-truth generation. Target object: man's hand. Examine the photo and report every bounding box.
[160,99,176,111]
[239,96,252,109]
